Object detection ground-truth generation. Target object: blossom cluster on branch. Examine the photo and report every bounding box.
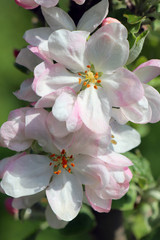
[0,0,160,230]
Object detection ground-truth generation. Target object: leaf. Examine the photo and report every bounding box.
[141,227,160,240]
[123,152,155,190]
[127,30,149,65]
[124,14,146,24]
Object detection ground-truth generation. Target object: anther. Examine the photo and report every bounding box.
[85,71,87,73]
[54,170,61,175]
[87,84,91,88]
[50,154,55,158]
[71,163,75,167]
[68,168,71,173]
[78,73,82,76]
[94,85,98,89]
[97,80,101,83]
[49,162,53,166]
[87,65,91,68]
[111,139,117,145]
[79,78,82,84]
[83,82,87,86]
[61,149,65,155]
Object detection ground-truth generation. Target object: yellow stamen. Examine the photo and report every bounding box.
[111,139,117,145]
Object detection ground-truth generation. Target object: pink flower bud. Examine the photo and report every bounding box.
[102,17,121,26]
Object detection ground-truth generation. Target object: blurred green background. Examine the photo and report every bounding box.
[0,1,160,239]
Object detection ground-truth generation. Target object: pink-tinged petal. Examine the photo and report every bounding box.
[111,108,128,125]
[0,153,25,178]
[68,124,111,157]
[33,62,79,97]
[1,154,52,198]
[48,30,89,72]
[77,0,108,33]
[134,59,160,83]
[52,91,76,122]
[35,87,76,108]
[86,187,112,213]
[46,171,83,221]
[102,17,121,26]
[110,120,141,153]
[15,0,39,9]
[12,191,45,209]
[102,68,144,107]
[47,113,69,138]
[0,108,32,152]
[77,87,111,134]
[42,7,76,31]
[121,96,152,124]
[24,28,52,60]
[28,46,51,63]
[25,108,58,154]
[86,23,129,73]
[45,205,68,229]
[99,152,133,167]
[16,48,42,71]
[66,101,83,132]
[14,79,39,102]
[35,0,58,8]
[74,155,110,186]
[144,84,160,123]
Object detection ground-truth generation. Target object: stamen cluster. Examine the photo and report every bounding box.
[78,64,103,90]
[49,149,75,175]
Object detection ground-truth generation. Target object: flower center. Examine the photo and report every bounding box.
[78,64,103,90]
[49,149,75,175]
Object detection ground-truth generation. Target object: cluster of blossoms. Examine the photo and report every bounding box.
[1,0,160,229]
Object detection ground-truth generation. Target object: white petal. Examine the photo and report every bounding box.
[52,92,76,121]
[16,48,42,71]
[134,59,160,83]
[77,0,109,33]
[144,84,160,123]
[42,7,76,31]
[25,108,58,153]
[86,186,112,213]
[1,154,52,198]
[33,62,79,97]
[45,205,68,229]
[24,28,52,60]
[121,96,152,123]
[14,78,39,102]
[48,30,89,72]
[12,191,45,209]
[110,120,141,153]
[46,171,83,221]
[77,87,111,134]
[86,23,129,73]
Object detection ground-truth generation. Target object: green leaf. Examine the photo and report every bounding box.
[141,227,160,240]
[124,14,146,24]
[124,152,155,190]
[127,30,149,65]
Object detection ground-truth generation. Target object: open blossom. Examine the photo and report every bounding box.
[112,59,160,124]
[23,0,109,62]
[15,0,86,9]
[0,107,133,222]
[31,23,143,134]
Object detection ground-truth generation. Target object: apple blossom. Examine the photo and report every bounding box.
[0,107,133,221]
[31,23,144,134]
